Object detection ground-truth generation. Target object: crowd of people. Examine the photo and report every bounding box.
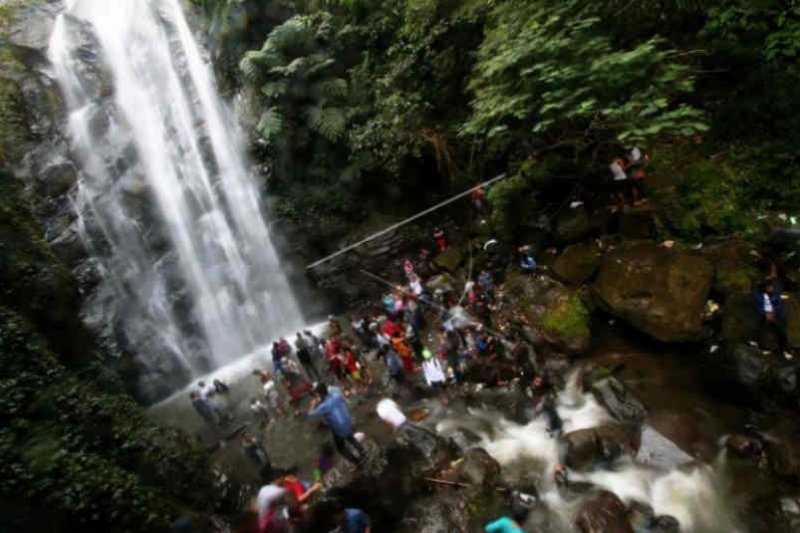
[185,184,593,533]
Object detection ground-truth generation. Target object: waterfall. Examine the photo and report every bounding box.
[48,0,305,397]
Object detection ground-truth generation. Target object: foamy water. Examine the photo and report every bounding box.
[435,372,744,532]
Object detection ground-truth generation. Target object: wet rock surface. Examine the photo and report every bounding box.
[505,273,591,354]
[575,490,634,533]
[593,241,713,342]
[591,376,648,424]
[561,424,641,471]
[551,240,606,285]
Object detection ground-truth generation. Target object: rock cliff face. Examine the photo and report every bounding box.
[0,1,154,396]
[0,1,91,361]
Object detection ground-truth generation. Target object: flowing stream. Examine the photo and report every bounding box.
[436,371,742,532]
[48,0,304,396]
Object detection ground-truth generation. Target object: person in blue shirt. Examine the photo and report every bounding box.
[753,278,790,356]
[518,245,537,274]
[485,507,528,532]
[307,383,366,465]
[335,507,371,533]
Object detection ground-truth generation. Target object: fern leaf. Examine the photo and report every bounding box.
[256,108,284,140]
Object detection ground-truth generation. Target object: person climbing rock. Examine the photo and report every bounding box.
[336,507,371,533]
[307,383,366,465]
[484,507,529,532]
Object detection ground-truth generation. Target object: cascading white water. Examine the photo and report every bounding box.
[47,0,304,393]
[436,374,744,533]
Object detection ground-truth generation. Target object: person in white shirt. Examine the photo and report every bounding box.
[376,398,407,430]
[609,156,630,209]
[421,348,447,390]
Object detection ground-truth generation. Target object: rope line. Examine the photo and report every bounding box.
[305,174,507,270]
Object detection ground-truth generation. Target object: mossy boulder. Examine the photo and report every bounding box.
[619,203,658,239]
[505,273,590,353]
[593,241,713,342]
[433,246,463,273]
[721,292,761,344]
[785,296,800,350]
[551,240,606,285]
[702,241,760,296]
[555,206,591,243]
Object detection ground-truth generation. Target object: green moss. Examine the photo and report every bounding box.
[541,293,590,340]
[0,77,32,161]
[0,306,226,532]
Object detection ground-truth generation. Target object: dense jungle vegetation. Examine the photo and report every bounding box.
[196,0,800,247]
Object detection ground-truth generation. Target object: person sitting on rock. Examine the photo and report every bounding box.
[484,506,529,533]
[518,245,537,274]
[753,278,791,358]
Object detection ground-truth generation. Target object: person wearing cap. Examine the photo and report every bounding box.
[307,383,366,465]
[421,348,446,391]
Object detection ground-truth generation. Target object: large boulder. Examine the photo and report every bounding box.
[300,431,458,531]
[721,293,760,344]
[702,241,760,296]
[593,242,713,342]
[455,447,501,487]
[551,241,605,285]
[722,343,772,391]
[555,207,591,243]
[619,204,657,239]
[504,273,590,354]
[576,490,634,533]
[561,424,641,471]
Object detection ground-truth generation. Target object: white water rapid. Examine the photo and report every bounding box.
[48,0,304,396]
[436,373,743,532]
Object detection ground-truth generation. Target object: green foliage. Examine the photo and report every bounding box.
[462,1,707,156]
[0,307,223,532]
[697,1,800,209]
[241,12,367,185]
[0,170,226,532]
